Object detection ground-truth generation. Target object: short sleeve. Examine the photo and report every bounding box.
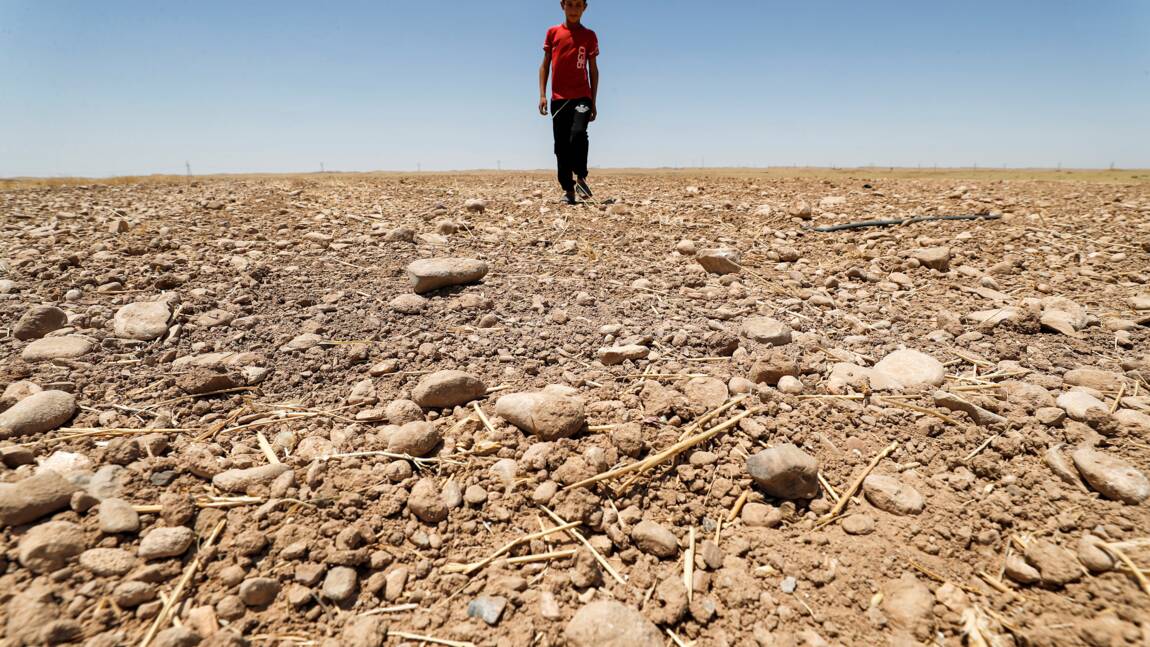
[543,27,554,54]
[589,32,599,57]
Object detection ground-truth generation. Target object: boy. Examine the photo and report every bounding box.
[539,0,599,205]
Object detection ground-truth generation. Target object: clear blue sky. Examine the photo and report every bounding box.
[2,1,1148,177]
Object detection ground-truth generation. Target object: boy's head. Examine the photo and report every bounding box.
[561,0,586,24]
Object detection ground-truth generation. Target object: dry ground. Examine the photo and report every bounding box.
[1,170,1149,647]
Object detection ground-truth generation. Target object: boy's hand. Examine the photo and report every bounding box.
[538,97,548,116]
[589,103,597,121]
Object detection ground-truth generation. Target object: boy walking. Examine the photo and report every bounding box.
[539,0,599,205]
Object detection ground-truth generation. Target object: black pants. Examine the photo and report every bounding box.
[551,98,592,193]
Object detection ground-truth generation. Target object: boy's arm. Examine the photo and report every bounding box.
[538,52,551,116]
[589,57,599,121]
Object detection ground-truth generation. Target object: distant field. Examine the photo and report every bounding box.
[2,166,1148,189]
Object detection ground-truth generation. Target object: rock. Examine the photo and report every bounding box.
[740,317,793,346]
[0,390,76,439]
[467,596,509,626]
[239,578,280,606]
[212,464,292,494]
[0,470,78,526]
[965,308,1022,328]
[464,199,487,213]
[406,258,488,294]
[1071,446,1150,504]
[1064,369,1124,393]
[79,547,137,576]
[741,502,782,527]
[495,392,586,440]
[1036,407,1067,426]
[1053,393,1108,422]
[387,421,442,457]
[597,345,649,365]
[323,566,358,602]
[565,600,662,647]
[1024,539,1083,587]
[789,201,812,218]
[749,351,799,385]
[390,294,428,314]
[872,349,946,390]
[881,574,934,636]
[682,377,729,408]
[909,247,950,271]
[342,616,388,647]
[1046,445,1086,489]
[14,306,68,340]
[411,370,486,408]
[18,520,87,573]
[408,478,448,523]
[863,474,924,515]
[385,399,424,425]
[113,301,171,340]
[933,391,1007,426]
[280,333,324,352]
[696,249,741,275]
[746,444,819,499]
[384,225,416,242]
[1077,534,1115,573]
[139,526,196,560]
[99,497,141,533]
[1,380,42,410]
[631,519,679,558]
[1002,553,1039,583]
[176,367,241,395]
[151,627,199,647]
[675,239,697,255]
[842,514,875,535]
[114,580,159,608]
[777,375,804,395]
[1041,297,1088,332]
[1129,294,1150,311]
[0,444,35,467]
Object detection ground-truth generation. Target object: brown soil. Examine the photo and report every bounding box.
[1,171,1149,647]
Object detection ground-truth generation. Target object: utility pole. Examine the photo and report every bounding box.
[185,161,191,179]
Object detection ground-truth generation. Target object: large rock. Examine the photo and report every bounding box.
[113,301,171,340]
[933,391,1007,426]
[872,349,946,390]
[1057,391,1110,421]
[139,526,196,560]
[387,421,442,457]
[0,390,76,439]
[212,464,292,494]
[18,520,87,573]
[1023,539,1083,587]
[863,474,924,515]
[495,392,586,440]
[740,317,793,346]
[565,601,662,647]
[696,249,741,275]
[406,258,488,294]
[882,573,934,636]
[746,444,819,500]
[631,519,678,558]
[597,345,650,366]
[14,306,68,340]
[21,336,94,362]
[411,370,486,408]
[0,471,78,526]
[909,247,950,271]
[1064,369,1124,393]
[1071,446,1150,504]
[408,478,448,523]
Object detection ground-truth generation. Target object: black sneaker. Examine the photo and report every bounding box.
[564,191,577,205]
[575,177,593,199]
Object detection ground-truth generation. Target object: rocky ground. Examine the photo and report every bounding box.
[1,171,1149,647]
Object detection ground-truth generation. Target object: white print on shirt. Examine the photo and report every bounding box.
[577,46,586,70]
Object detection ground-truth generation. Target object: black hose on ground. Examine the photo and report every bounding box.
[811,214,1001,233]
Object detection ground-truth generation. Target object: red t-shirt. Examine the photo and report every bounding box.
[544,23,599,101]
